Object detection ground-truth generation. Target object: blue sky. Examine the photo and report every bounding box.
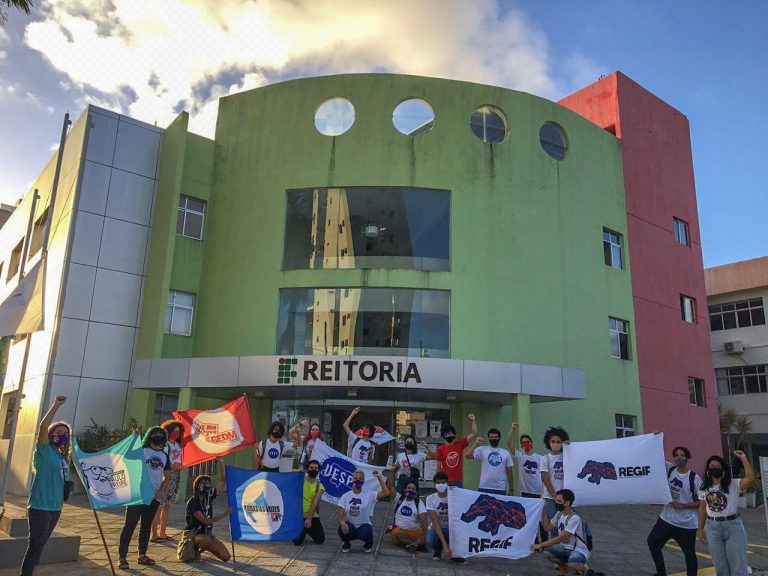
[0,0,765,267]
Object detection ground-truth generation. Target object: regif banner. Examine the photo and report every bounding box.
[226,466,303,542]
[311,441,388,505]
[355,425,395,446]
[173,396,256,466]
[563,433,672,505]
[448,488,543,559]
[72,433,154,510]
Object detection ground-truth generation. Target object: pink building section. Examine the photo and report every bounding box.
[561,72,721,469]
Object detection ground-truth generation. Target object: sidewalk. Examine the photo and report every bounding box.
[3,494,768,575]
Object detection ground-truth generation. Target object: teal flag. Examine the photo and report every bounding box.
[72,433,154,509]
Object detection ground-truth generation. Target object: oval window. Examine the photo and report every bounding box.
[469,105,507,144]
[392,99,434,135]
[540,122,568,160]
[314,97,355,136]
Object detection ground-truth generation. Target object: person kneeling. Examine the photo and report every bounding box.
[386,472,426,553]
[532,489,590,576]
[337,469,389,553]
[186,467,233,562]
[293,460,325,545]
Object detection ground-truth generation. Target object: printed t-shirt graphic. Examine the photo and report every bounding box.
[348,431,374,462]
[338,490,377,527]
[396,450,426,479]
[514,450,542,494]
[395,498,424,530]
[425,493,449,529]
[186,488,217,536]
[167,440,182,465]
[541,452,564,498]
[552,511,590,559]
[257,439,284,469]
[699,481,741,518]
[473,445,513,491]
[436,437,469,482]
[660,470,702,529]
[144,447,170,491]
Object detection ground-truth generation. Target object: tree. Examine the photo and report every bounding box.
[1,1,33,26]
[719,404,753,476]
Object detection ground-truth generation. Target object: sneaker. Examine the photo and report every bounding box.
[341,543,351,553]
[405,543,418,553]
[363,544,373,553]
[432,552,441,561]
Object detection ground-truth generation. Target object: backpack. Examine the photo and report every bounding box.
[566,510,593,551]
[348,437,376,462]
[667,466,698,501]
[259,439,285,466]
[176,529,197,562]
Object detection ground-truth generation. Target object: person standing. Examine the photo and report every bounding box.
[647,446,702,576]
[435,414,477,488]
[254,421,286,472]
[507,421,542,498]
[343,407,376,463]
[533,489,590,575]
[186,463,233,562]
[20,396,71,576]
[394,435,434,495]
[540,426,570,538]
[337,469,389,553]
[289,419,325,470]
[117,426,171,569]
[464,429,514,495]
[698,450,753,576]
[293,459,326,546]
[152,419,184,542]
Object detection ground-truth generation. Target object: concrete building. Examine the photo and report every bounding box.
[0,71,720,497]
[706,256,768,460]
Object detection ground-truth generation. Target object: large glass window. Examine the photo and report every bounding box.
[709,298,764,331]
[177,195,206,240]
[283,187,450,271]
[276,288,449,358]
[609,317,630,360]
[716,365,768,395]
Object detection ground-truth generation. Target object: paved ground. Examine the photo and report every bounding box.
[3,494,768,575]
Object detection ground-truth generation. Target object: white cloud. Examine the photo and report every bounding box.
[0,27,10,45]
[0,50,7,61]
[22,0,591,138]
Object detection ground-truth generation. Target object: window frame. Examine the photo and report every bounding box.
[680,294,697,324]
[688,377,706,406]
[716,365,768,396]
[609,317,630,360]
[165,290,196,336]
[615,413,636,438]
[709,298,765,332]
[153,393,178,425]
[673,217,690,246]
[177,195,206,241]
[602,228,623,270]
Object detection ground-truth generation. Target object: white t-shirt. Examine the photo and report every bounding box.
[473,446,514,491]
[143,447,170,491]
[425,493,449,529]
[167,441,182,466]
[699,481,742,519]
[348,432,374,463]
[515,450,542,494]
[541,452,564,499]
[338,489,377,527]
[660,469,703,529]
[257,438,284,469]
[396,451,427,479]
[552,511,590,560]
[395,497,425,530]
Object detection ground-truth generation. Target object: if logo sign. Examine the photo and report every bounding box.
[277,358,298,383]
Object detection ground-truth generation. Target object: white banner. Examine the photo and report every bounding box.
[563,433,671,505]
[311,441,388,505]
[448,488,543,559]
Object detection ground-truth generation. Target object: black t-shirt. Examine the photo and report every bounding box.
[186,488,217,536]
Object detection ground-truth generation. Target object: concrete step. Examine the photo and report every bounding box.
[0,530,81,569]
[0,502,29,537]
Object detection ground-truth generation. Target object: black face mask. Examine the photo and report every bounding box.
[555,503,566,512]
[307,469,319,478]
[489,439,500,448]
[405,442,416,453]
[272,429,284,439]
[198,483,212,495]
[708,467,724,479]
[443,435,455,443]
[150,435,166,446]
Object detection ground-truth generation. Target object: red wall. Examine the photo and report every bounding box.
[560,73,721,470]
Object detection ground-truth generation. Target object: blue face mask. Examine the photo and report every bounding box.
[352,479,364,489]
[405,489,417,500]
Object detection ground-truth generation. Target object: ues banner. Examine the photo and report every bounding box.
[173,396,256,466]
[226,466,304,542]
[72,433,154,509]
[563,433,672,505]
[448,488,543,560]
[311,441,388,505]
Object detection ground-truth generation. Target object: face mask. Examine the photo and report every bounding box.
[272,429,283,439]
[169,430,180,441]
[555,503,566,512]
[435,483,448,494]
[310,430,320,439]
[50,433,69,447]
[521,441,533,451]
[405,442,416,452]
[708,467,724,479]
[405,489,417,500]
[352,479,364,489]
[150,435,166,446]
[674,456,688,467]
[307,469,319,479]
[198,483,212,495]
[489,439,500,448]
[443,435,455,443]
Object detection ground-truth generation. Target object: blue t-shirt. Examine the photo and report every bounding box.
[28,443,69,511]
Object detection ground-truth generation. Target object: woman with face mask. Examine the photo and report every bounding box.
[255,421,286,472]
[697,450,753,576]
[151,420,185,542]
[337,469,389,552]
[386,476,427,553]
[186,462,233,562]
[289,419,326,470]
[394,435,434,495]
[293,459,326,545]
[20,396,70,576]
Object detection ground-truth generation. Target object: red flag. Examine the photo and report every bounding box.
[172,396,256,466]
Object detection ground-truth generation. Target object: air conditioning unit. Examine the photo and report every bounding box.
[724,341,745,354]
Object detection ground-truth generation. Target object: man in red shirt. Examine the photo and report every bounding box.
[436,414,477,487]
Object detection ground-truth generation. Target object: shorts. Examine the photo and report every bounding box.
[544,544,588,566]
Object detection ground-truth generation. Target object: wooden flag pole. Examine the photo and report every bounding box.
[91,506,117,576]
[228,516,237,566]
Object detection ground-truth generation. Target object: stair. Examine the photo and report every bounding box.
[0,502,81,569]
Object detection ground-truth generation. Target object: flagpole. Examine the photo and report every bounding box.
[90,505,116,576]
[229,516,236,566]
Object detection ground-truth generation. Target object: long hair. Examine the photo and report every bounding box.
[302,422,323,445]
[161,419,184,445]
[47,420,72,462]
[701,455,732,492]
[142,426,167,448]
[395,478,420,511]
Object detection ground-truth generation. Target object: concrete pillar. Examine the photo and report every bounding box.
[175,387,197,501]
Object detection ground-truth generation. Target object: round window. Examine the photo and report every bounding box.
[314,97,355,136]
[469,105,507,144]
[392,99,434,135]
[539,122,568,160]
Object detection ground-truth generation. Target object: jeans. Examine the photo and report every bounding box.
[118,500,160,559]
[338,523,373,548]
[293,517,325,545]
[705,518,749,576]
[647,517,697,576]
[20,508,62,576]
[542,498,558,540]
[545,543,588,566]
[427,526,449,555]
[478,488,507,495]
